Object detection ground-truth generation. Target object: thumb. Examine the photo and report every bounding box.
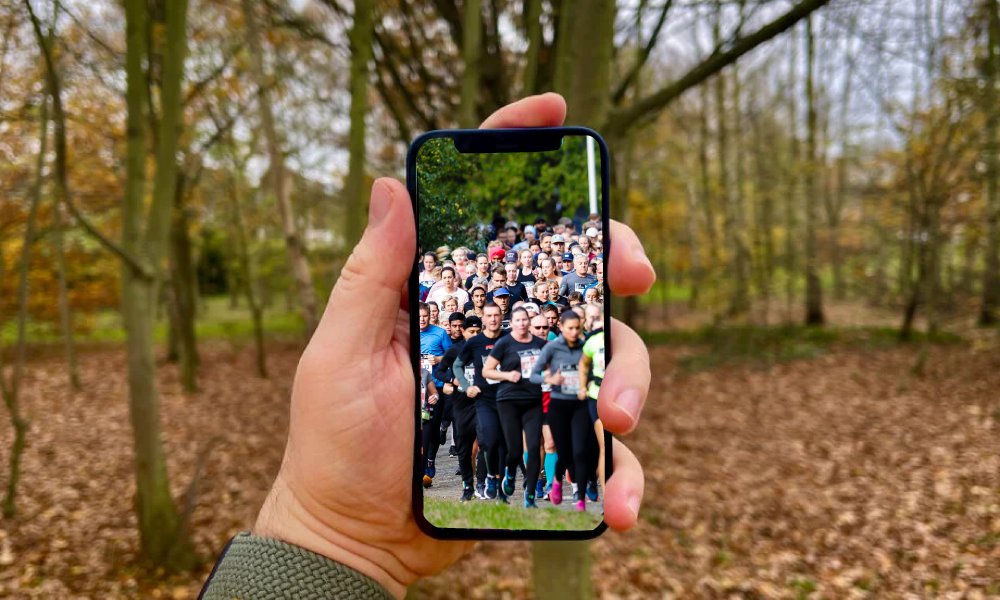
[310,178,414,355]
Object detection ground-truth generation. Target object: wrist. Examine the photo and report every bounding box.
[253,472,409,599]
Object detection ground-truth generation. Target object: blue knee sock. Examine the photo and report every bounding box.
[524,451,529,467]
[544,452,558,485]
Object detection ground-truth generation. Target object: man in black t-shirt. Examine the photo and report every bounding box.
[453,303,510,502]
[493,288,513,329]
[434,316,484,501]
[503,261,528,303]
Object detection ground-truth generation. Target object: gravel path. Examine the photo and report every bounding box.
[422,435,604,516]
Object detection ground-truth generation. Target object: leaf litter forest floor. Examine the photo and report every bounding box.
[1,303,999,599]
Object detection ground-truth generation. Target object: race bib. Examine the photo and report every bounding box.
[482,356,501,385]
[421,354,433,374]
[517,349,541,377]
[595,348,605,374]
[524,281,535,292]
[559,363,580,394]
[464,364,475,387]
[501,318,511,330]
[575,283,589,292]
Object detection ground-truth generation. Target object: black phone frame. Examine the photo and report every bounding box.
[407,126,613,541]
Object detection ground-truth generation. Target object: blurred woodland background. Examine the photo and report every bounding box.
[0,0,998,598]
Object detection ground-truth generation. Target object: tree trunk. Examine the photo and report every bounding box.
[231,161,269,379]
[171,176,199,393]
[122,0,196,569]
[459,0,482,129]
[241,0,319,338]
[784,26,800,322]
[730,54,751,317]
[536,2,615,597]
[698,83,719,268]
[803,15,824,326]
[521,0,543,97]
[51,195,81,390]
[344,0,374,248]
[1,87,47,518]
[981,0,1000,326]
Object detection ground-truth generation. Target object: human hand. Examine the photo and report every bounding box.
[578,388,588,401]
[466,385,480,398]
[442,383,454,395]
[507,370,522,383]
[251,93,656,599]
[547,369,564,386]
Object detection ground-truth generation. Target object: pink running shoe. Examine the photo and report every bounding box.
[575,500,586,512]
[549,481,562,505]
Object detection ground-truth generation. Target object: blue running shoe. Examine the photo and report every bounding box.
[486,477,498,499]
[586,480,599,502]
[427,460,435,479]
[524,489,538,509]
[502,467,516,496]
[535,478,546,499]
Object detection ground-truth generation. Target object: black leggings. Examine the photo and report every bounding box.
[452,401,478,487]
[421,396,444,466]
[475,398,506,479]
[497,399,543,498]
[547,398,595,494]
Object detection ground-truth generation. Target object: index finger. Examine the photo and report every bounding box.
[479,93,567,129]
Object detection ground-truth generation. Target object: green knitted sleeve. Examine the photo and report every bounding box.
[199,532,396,600]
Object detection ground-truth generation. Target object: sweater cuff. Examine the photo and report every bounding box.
[199,532,395,600]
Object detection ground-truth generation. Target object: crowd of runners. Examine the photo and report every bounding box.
[418,215,607,513]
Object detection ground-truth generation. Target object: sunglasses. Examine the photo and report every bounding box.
[531,325,549,330]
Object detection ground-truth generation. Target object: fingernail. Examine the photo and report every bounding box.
[369,179,393,228]
[627,493,641,518]
[632,241,652,268]
[614,389,641,425]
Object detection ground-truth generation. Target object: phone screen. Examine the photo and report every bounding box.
[412,131,608,534]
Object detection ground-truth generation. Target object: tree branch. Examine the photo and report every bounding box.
[603,0,831,137]
[611,0,674,104]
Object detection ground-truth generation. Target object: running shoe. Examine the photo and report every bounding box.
[486,477,498,500]
[540,485,551,501]
[586,481,599,502]
[497,490,509,504]
[448,445,457,457]
[539,471,547,489]
[455,467,461,476]
[571,482,579,498]
[535,479,546,499]
[575,500,586,512]
[475,482,487,500]
[524,489,537,509]
[549,480,563,505]
[427,460,435,479]
[460,486,475,502]
[572,491,581,503]
[502,468,516,496]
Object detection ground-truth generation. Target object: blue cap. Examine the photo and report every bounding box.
[493,288,511,297]
[561,252,574,261]
[505,251,517,262]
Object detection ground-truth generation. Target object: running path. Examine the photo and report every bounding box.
[423,444,604,516]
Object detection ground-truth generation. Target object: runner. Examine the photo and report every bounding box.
[530,314,557,500]
[539,233,553,256]
[465,253,490,290]
[481,307,546,508]
[547,280,570,308]
[543,305,561,341]
[453,303,510,502]
[529,310,592,512]
[434,315,486,502]
[439,311,464,458]
[419,252,437,284]
[550,234,566,258]
[580,302,606,502]
[567,291,584,308]
[427,266,470,309]
[419,365,439,489]
[559,253,599,296]
[427,301,440,327]
[538,257,562,288]
[419,302,452,483]
[464,285,487,317]
[492,288,513,329]
[559,251,575,276]
[503,261,529,303]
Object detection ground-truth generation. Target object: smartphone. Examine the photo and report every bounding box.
[407,127,612,540]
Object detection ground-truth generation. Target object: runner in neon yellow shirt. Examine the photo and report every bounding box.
[578,303,606,503]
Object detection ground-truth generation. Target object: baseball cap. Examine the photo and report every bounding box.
[489,247,506,260]
[448,311,465,323]
[522,302,540,313]
[534,216,547,224]
[505,220,519,230]
[505,251,517,262]
[462,316,483,329]
[586,227,598,237]
[551,234,565,243]
[561,252,574,261]
[493,288,511,297]
[524,225,536,235]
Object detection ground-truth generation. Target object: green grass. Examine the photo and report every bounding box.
[422,497,602,531]
[1,296,305,346]
[641,325,964,373]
